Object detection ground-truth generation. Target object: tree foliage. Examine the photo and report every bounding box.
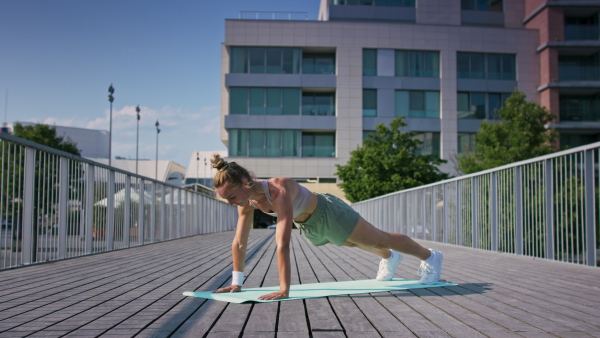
[457,90,558,174]
[335,117,450,203]
[13,123,81,156]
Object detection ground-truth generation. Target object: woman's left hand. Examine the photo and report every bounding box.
[257,291,289,300]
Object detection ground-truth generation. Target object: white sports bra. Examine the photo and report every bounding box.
[249,179,311,218]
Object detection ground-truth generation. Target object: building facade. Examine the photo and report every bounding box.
[524,0,600,146]
[220,0,599,198]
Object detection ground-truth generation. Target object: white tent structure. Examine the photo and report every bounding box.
[94,187,155,208]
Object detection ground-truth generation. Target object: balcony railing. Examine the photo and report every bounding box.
[239,11,308,21]
[0,133,237,270]
[352,141,600,267]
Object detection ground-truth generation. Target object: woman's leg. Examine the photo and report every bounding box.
[346,217,431,261]
[342,241,392,259]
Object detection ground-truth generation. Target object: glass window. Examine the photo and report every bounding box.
[266,130,281,157]
[459,92,510,119]
[560,94,600,121]
[488,54,516,80]
[282,88,300,115]
[282,130,300,156]
[363,49,377,76]
[230,47,247,73]
[409,91,425,117]
[462,0,502,12]
[471,93,486,119]
[565,14,600,41]
[302,132,335,157]
[559,54,600,81]
[363,130,376,140]
[230,87,248,115]
[249,48,265,74]
[457,92,471,118]
[458,52,514,79]
[458,133,476,154]
[363,89,377,116]
[228,129,248,156]
[560,133,600,148]
[283,48,301,74]
[425,91,440,118]
[395,90,439,118]
[413,132,441,157]
[374,0,415,6]
[303,92,335,116]
[395,90,409,117]
[266,88,281,115]
[266,48,282,74]
[249,130,265,156]
[395,50,439,78]
[303,53,335,74]
[249,88,265,115]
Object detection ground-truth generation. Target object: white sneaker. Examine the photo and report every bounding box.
[418,249,443,284]
[376,250,402,281]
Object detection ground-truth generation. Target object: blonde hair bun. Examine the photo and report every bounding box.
[210,153,227,170]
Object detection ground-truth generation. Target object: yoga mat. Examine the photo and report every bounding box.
[183,278,457,303]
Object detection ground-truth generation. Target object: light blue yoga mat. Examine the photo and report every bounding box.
[183,278,457,303]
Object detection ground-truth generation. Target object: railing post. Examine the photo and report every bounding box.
[106,171,115,251]
[138,181,145,246]
[584,149,596,266]
[443,183,448,244]
[545,159,554,260]
[421,189,426,240]
[58,157,68,259]
[472,177,479,249]
[151,182,156,243]
[490,172,498,252]
[124,176,131,247]
[457,181,462,246]
[515,166,523,255]
[161,185,166,240]
[177,189,182,238]
[22,147,35,265]
[432,187,437,242]
[84,164,94,255]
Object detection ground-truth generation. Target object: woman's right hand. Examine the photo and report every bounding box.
[213,285,242,293]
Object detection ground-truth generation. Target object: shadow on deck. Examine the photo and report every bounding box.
[0,230,599,337]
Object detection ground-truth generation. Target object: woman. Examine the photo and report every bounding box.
[211,154,443,300]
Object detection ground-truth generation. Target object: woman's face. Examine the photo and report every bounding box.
[216,182,253,207]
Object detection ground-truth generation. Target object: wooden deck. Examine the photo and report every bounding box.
[0,229,599,337]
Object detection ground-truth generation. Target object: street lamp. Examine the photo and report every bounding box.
[108,84,114,166]
[196,152,199,192]
[135,105,141,176]
[204,158,207,186]
[155,120,160,180]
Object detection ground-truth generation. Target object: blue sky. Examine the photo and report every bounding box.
[0,0,320,168]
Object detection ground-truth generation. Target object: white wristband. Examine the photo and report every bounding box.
[232,271,244,286]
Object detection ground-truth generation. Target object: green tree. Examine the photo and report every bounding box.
[13,123,80,156]
[457,90,558,174]
[335,117,450,203]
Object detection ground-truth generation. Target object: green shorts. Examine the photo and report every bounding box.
[293,193,361,247]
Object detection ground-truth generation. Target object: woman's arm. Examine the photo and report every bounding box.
[214,205,254,293]
[257,178,295,300]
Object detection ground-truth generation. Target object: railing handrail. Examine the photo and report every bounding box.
[352,140,600,205]
[0,132,187,190]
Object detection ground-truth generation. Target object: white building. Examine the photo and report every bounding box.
[17,122,109,159]
[184,150,228,188]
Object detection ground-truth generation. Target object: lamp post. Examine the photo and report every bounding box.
[204,158,207,186]
[135,105,140,176]
[155,120,160,180]
[196,152,199,192]
[108,84,114,166]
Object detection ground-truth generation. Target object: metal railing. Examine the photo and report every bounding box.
[239,11,308,21]
[352,142,599,267]
[0,133,237,270]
